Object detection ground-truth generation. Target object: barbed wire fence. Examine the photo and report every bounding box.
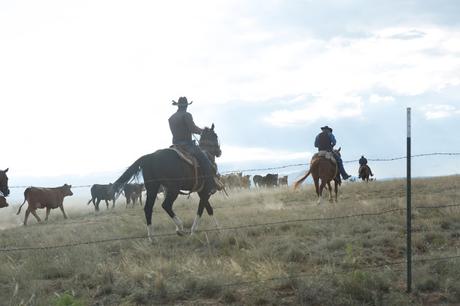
[0,202,459,297]
[0,203,459,252]
[7,152,460,189]
[2,150,460,298]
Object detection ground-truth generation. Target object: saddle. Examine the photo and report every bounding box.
[168,145,197,167]
[167,145,224,193]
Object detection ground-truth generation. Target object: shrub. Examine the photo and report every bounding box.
[52,293,85,306]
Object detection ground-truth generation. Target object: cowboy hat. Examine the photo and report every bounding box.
[172,96,193,106]
[321,125,333,132]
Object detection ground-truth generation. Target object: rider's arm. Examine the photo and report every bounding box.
[184,113,203,135]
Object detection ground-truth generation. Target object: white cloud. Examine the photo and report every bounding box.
[421,104,460,119]
[369,94,395,104]
[264,95,363,126]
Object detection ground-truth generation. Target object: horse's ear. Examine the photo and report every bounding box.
[4,168,8,173]
[211,123,215,130]
[338,147,341,152]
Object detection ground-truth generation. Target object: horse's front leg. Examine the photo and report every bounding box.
[191,194,219,235]
[161,189,185,236]
[191,197,206,235]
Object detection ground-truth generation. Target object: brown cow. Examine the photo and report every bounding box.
[0,196,8,208]
[16,184,73,225]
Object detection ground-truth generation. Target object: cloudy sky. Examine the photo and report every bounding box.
[1,0,460,190]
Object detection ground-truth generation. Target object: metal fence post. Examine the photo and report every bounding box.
[406,107,412,293]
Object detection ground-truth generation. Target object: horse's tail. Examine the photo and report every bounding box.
[112,155,145,197]
[294,169,311,190]
[16,187,31,215]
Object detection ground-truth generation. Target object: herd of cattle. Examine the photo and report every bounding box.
[2,173,288,225]
[220,173,288,189]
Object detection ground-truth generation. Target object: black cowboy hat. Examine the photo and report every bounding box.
[172,96,193,106]
[321,125,333,132]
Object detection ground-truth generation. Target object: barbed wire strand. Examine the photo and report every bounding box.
[8,151,460,189]
[1,203,459,253]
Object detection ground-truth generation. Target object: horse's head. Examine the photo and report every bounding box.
[199,123,221,158]
[0,168,10,197]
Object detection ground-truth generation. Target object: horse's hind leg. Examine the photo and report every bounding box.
[161,189,185,235]
[334,180,338,203]
[327,181,333,203]
[313,178,321,205]
[318,180,327,205]
[144,184,160,241]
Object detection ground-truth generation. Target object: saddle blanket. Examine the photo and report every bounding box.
[312,151,336,164]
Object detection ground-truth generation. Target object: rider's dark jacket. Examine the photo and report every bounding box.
[168,109,202,145]
[359,157,368,166]
[314,131,337,151]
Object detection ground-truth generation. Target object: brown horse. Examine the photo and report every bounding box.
[0,168,10,197]
[358,165,373,182]
[294,149,341,204]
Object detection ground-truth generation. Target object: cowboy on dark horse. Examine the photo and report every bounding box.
[314,126,351,180]
[168,97,218,196]
[359,155,374,178]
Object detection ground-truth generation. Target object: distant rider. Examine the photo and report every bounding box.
[359,155,374,177]
[168,97,217,196]
[314,126,351,180]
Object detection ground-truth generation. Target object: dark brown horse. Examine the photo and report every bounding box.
[294,148,342,204]
[112,125,221,241]
[0,168,10,197]
[358,165,373,182]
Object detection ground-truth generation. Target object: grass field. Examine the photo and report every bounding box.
[0,176,459,305]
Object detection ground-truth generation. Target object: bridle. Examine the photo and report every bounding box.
[199,128,221,158]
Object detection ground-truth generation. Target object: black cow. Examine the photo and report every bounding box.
[253,175,263,187]
[87,184,115,211]
[262,173,278,187]
[253,174,278,188]
[278,175,288,186]
[124,183,145,207]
